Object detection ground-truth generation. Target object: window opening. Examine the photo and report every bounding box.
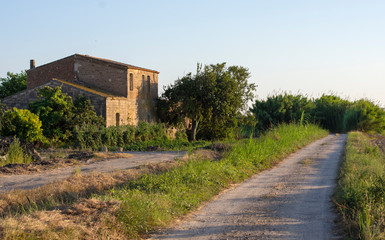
[129,73,133,91]
[116,113,120,126]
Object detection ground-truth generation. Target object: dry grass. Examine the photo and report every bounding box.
[92,152,134,159]
[0,158,185,217]
[0,199,125,240]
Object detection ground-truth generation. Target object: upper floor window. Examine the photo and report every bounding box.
[147,76,151,93]
[129,73,133,91]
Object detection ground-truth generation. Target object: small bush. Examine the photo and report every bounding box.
[0,108,45,144]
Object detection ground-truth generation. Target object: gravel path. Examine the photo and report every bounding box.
[151,134,346,240]
[0,151,185,193]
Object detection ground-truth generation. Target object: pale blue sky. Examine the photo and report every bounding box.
[1,0,384,106]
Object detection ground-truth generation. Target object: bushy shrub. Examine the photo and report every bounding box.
[250,93,313,131]
[29,87,105,142]
[73,122,169,150]
[311,95,350,132]
[0,108,45,144]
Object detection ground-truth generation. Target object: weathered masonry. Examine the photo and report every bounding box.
[2,54,159,126]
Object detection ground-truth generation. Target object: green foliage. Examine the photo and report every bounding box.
[335,132,385,239]
[95,123,327,238]
[28,86,105,142]
[311,94,350,132]
[74,122,171,150]
[0,71,27,98]
[71,95,105,128]
[250,93,313,132]
[0,108,45,143]
[157,63,256,141]
[29,86,74,141]
[251,93,385,134]
[0,137,32,167]
[352,99,385,133]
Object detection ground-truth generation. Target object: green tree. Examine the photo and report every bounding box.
[0,108,45,143]
[29,86,106,142]
[157,63,256,140]
[71,95,105,128]
[0,71,27,98]
[28,86,74,141]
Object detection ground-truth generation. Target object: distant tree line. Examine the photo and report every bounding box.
[250,93,385,134]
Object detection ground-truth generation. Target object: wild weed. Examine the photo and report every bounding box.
[0,137,32,166]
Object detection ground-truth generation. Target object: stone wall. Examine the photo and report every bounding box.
[74,56,128,97]
[105,98,130,127]
[27,56,75,89]
[126,69,158,124]
[2,80,107,118]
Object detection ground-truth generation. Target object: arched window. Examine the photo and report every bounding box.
[129,73,133,91]
[116,113,120,126]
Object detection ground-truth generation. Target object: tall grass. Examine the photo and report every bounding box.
[0,137,32,167]
[96,123,328,238]
[335,132,385,239]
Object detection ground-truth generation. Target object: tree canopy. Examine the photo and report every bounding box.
[157,63,256,140]
[0,71,27,98]
[28,86,105,141]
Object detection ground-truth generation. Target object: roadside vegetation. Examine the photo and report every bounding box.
[0,123,328,239]
[335,132,385,239]
[1,67,385,239]
[251,93,385,134]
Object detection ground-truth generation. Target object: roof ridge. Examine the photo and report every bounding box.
[74,54,159,73]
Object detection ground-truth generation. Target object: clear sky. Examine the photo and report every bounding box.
[1,0,384,107]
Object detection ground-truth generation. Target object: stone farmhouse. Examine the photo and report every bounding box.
[2,54,159,126]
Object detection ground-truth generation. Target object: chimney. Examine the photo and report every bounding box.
[30,59,35,69]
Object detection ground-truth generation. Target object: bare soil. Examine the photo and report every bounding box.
[371,133,385,152]
[0,151,185,193]
[151,134,347,240]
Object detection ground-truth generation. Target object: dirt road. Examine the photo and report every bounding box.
[0,151,185,193]
[152,134,346,240]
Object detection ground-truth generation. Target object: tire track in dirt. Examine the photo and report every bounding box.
[151,134,346,240]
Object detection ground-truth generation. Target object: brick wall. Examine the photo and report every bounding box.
[74,56,128,97]
[27,56,75,89]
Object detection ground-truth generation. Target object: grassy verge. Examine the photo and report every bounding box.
[100,124,328,238]
[334,132,385,239]
[0,124,328,239]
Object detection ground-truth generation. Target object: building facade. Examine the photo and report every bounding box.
[2,54,159,126]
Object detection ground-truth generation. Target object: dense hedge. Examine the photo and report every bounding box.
[73,122,189,150]
[251,93,385,134]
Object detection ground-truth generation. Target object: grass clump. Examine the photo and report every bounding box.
[335,132,385,239]
[0,137,32,167]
